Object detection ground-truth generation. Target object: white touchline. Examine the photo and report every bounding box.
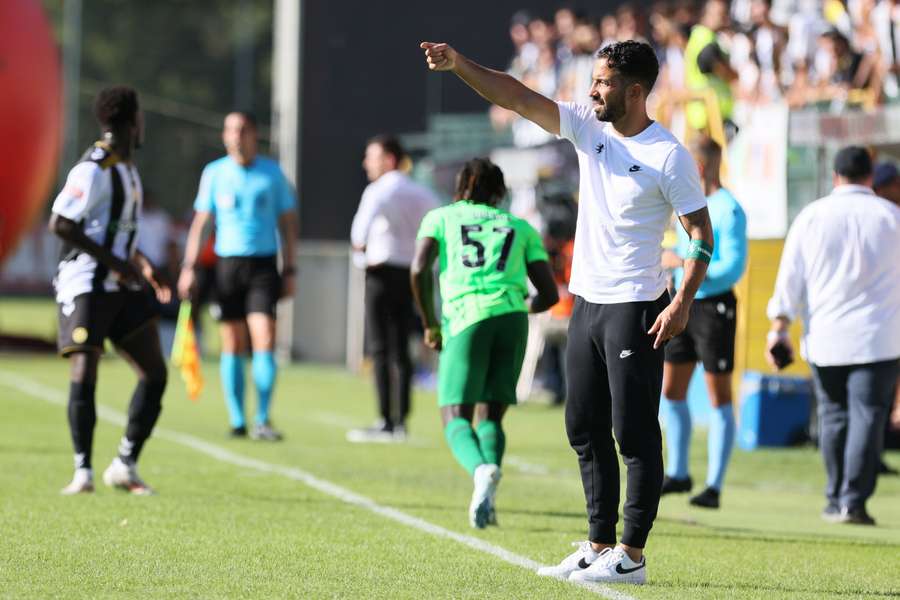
[312,411,577,479]
[0,371,636,600]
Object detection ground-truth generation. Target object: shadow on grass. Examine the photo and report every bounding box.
[649,579,900,598]
[654,517,900,548]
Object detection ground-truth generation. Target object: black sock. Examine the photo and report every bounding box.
[120,379,165,464]
[68,382,97,470]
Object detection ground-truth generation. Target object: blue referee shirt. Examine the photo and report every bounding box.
[194,155,297,257]
[674,187,747,299]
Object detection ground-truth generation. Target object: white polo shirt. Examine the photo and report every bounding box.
[557,102,707,304]
[350,170,439,269]
[767,185,900,366]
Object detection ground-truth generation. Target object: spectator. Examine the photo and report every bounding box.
[558,20,601,102]
[813,30,880,98]
[766,146,900,526]
[748,0,788,102]
[685,0,739,133]
[554,6,579,64]
[347,135,439,443]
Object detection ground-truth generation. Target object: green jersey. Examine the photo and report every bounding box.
[417,200,549,337]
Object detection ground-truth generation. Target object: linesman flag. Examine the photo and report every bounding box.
[171,301,203,401]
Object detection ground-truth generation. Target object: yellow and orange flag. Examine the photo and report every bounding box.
[171,301,203,401]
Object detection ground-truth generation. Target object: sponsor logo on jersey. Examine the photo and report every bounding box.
[107,219,139,234]
[63,185,84,199]
[629,165,642,172]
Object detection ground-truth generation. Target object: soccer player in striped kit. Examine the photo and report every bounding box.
[51,86,170,496]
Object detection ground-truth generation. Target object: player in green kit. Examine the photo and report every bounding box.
[411,158,558,528]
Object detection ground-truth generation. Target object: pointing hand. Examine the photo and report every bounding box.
[420,42,458,72]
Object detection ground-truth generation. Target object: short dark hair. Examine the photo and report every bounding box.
[597,40,660,93]
[93,86,139,130]
[833,146,873,181]
[228,110,258,129]
[821,29,849,48]
[454,158,507,206]
[367,134,406,164]
[689,134,722,171]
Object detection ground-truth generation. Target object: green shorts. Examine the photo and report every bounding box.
[437,311,528,407]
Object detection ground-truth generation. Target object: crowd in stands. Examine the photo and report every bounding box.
[493,0,900,145]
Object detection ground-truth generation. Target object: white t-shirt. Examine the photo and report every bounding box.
[557,102,707,303]
[51,152,143,306]
[767,185,900,366]
[350,170,440,269]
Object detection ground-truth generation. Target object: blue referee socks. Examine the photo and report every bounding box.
[664,397,692,479]
[707,404,735,491]
[220,353,246,429]
[252,350,277,426]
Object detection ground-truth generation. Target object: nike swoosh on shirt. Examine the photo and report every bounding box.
[629,165,642,172]
[615,562,645,574]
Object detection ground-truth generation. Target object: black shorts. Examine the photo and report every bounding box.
[215,256,281,321]
[664,290,737,373]
[57,290,158,356]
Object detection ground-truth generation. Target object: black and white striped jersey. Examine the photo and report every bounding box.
[51,143,143,306]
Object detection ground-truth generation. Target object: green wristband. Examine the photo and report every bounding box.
[685,239,712,264]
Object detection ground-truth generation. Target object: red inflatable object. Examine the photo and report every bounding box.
[0,0,62,265]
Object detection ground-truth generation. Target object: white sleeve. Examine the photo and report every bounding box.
[350,187,379,248]
[51,162,102,221]
[556,101,594,146]
[766,212,808,321]
[661,145,707,216]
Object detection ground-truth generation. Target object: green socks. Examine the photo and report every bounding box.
[444,417,486,475]
[476,419,505,466]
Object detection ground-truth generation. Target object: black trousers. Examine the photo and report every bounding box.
[565,293,669,548]
[365,265,414,427]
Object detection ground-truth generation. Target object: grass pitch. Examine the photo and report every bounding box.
[0,301,898,598]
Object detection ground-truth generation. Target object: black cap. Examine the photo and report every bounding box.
[873,162,899,189]
[833,146,872,180]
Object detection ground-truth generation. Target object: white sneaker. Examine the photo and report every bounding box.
[469,464,500,529]
[346,420,397,444]
[60,468,94,495]
[569,546,647,585]
[536,542,604,579]
[102,457,154,496]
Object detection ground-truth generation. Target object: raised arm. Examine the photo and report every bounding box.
[420,42,560,136]
[648,206,714,348]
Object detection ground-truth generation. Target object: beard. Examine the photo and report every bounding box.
[594,99,625,122]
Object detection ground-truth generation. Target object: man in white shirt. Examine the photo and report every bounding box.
[767,146,900,526]
[420,39,713,584]
[347,135,439,443]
